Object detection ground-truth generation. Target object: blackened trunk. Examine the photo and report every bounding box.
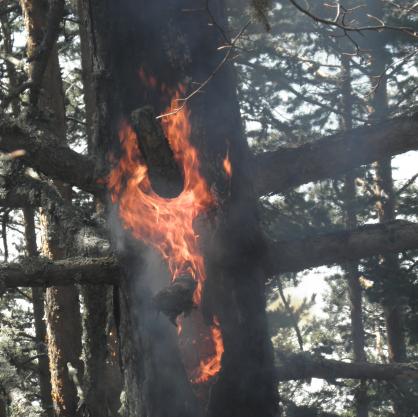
[77,3,122,414]
[81,1,278,416]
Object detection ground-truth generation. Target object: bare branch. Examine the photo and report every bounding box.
[288,0,417,38]
[157,20,251,119]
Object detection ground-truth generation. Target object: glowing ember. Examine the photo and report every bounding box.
[107,78,223,382]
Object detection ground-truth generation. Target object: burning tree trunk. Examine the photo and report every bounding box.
[81,1,278,416]
[19,1,83,415]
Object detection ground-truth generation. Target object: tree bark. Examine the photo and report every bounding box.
[82,1,278,416]
[19,1,84,416]
[1,113,417,200]
[253,113,418,196]
[0,256,120,287]
[275,353,418,381]
[269,220,418,273]
[1,220,418,288]
[23,207,54,417]
[76,3,122,412]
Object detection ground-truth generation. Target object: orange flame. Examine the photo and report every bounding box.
[107,80,223,382]
[192,319,224,383]
[223,151,232,178]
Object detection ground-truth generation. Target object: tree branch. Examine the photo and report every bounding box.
[2,220,418,288]
[288,0,418,39]
[253,113,418,196]
[0,119,102,196]
[269,220,418,274]
[0,256,119,288]
[1,115,417,200]
[276,351,418,381]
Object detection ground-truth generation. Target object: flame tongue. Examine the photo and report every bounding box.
[107,83,223,383]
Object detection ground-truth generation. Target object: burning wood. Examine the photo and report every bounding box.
[130,106,183,198]
[153,274,197,325]
[107,83,223,385]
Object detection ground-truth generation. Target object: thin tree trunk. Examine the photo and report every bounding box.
[22,207,54,417]
[368,3,410,415]
[341,55,368,417]
[19,1,83,416]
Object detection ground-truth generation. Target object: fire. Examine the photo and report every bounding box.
[193,320,224,383]
[223,151,232,177]
[107,78,223,382]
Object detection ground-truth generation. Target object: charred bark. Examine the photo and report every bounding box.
[130,106,183,197]
[77,7,122,410]
[81,1,278,416]
[78,2,202,417]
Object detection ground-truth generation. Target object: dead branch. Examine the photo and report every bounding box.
[157,20,250,119]
[288,0,417,38]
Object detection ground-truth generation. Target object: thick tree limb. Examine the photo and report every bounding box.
[0,120,101,195]
[276,352,418,381]
[2,220,418,288]
[1,115,417,198]
[269,220,418,273]
[253,113,418,196]
[0,256,119,288]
